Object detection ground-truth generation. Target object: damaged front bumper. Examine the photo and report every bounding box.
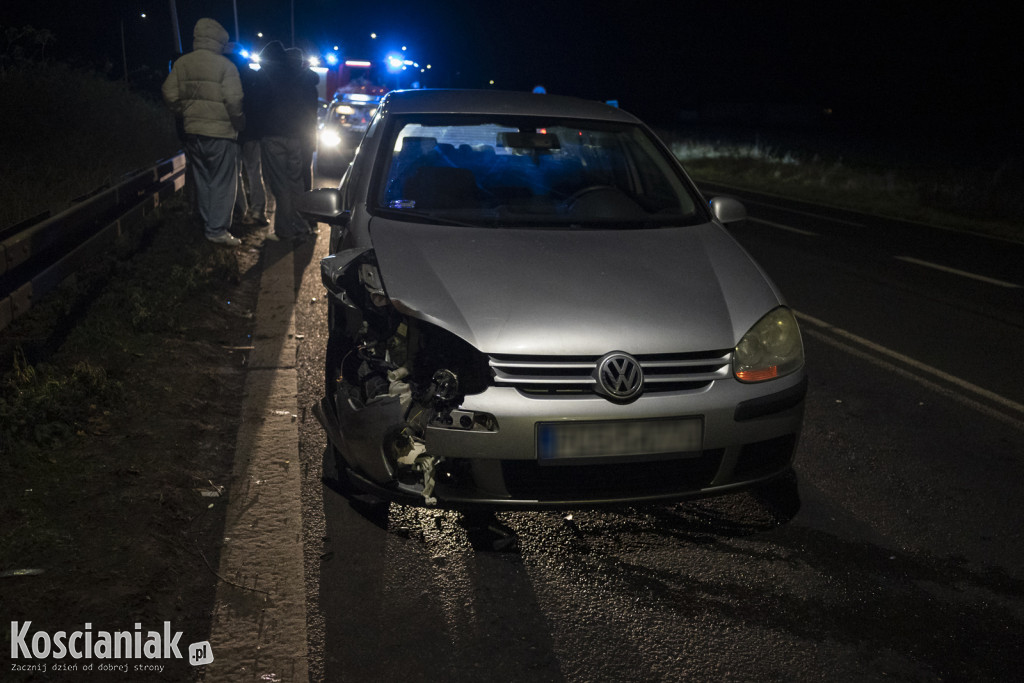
[316,246,805,510]
[315,372,806,510]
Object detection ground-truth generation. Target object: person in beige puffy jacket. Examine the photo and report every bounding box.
[162,18,245,246]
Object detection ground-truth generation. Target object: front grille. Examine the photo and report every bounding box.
[489,350,733,395]
[501,449,724,501]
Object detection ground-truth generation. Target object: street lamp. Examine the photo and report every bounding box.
[120,12,147,83]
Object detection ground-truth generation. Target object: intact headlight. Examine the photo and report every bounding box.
[733,307,804,382]
[319,128,342,147]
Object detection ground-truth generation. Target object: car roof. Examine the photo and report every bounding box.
[379,89,640,123]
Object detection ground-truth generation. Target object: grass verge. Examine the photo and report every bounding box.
[664,132,1023,243]
[0,198,261,680]
[0,198,243,459]
[0,60,179,230]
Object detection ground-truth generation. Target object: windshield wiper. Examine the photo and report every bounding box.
[375,207,487,228]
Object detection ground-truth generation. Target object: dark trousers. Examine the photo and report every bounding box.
[261,135,307,238]
[185,135,238,238]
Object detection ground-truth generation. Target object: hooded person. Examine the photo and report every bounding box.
[286,47,321,193]
[162,18,245,246]
[250,40,310,244]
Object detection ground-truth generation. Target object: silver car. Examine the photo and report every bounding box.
[301,89,806,509]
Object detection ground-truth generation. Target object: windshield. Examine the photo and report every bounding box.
[371,114,704,228]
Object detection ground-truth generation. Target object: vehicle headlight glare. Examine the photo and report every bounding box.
[320,128,342,147]
[733,307,803,382]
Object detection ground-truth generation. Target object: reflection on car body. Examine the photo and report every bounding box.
[300,89,807,509]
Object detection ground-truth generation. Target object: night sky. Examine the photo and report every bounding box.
[3,1,1021,153]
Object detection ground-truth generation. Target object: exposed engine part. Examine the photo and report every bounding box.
[395,438,427,467]
[359,263,389,307]
[395,438,440,506]
[418,456,438,506]
[358,262,384,290]
[357,360,390,402]
[323,249,499,504]
[432,368,459,402]
[387,367,413,410]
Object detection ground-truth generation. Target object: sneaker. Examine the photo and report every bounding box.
[207,232,242,246]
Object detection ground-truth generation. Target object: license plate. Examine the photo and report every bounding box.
[537,418,703,460]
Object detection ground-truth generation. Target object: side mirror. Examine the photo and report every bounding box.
[708,196,747,225]
[297,188,351,226]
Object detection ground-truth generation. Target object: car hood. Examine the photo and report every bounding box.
[368,217,784,356]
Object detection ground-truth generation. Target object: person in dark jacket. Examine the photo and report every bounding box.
[286,47,320,193]
[252,40,309,244]
[224,43,268,227]
[162,18,244,246]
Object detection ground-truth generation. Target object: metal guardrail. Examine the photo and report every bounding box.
[0,153,186,334]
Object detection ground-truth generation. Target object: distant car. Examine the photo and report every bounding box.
[315,92,382,175]
[300,89,806,509]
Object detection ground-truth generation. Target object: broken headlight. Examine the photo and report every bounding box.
[409,320,492,400]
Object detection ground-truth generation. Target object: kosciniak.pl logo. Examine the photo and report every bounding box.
[9,621,213,674]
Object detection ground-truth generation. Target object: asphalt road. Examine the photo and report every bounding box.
[295,173,1024,682]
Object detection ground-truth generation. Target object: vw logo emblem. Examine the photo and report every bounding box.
[595,352,643,401]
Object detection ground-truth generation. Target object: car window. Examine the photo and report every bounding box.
[372,115,703,228]
[328,104,376,128]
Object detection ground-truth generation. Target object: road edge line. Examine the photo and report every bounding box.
[796,311,1024,424]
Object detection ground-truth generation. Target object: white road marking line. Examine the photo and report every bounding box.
[748,217,819,236]
[801,328,1024,431]
[739,197,866,227]
[795,310,1024,419]
[894,256,1022,289]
